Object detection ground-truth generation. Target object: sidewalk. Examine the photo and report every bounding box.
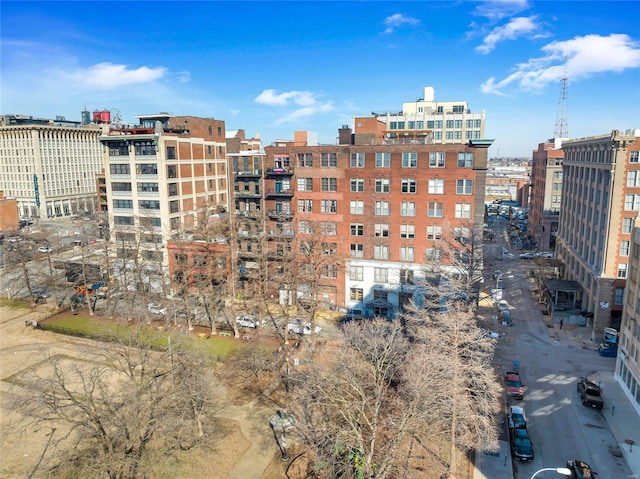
[549,323,640,477]
[473,440,513,479]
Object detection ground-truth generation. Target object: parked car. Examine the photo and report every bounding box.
[536,251,554,258]
[566,459,596,478]
[510,427,534,461]
[508,405,527,429]
[37,246,52,253]
[496,278,505,289]
[236,314,264,328]
[147,302,166,316]
[8,236,21,243]
[598,341,618,357]
[519,252,536,259]
[505,371,524,399]
[493,270,503,280]
[577,378,604,409]
[288,320,322,335]
[500,310,513,326]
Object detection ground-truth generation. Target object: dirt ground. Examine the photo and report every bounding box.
[1,305,471,479]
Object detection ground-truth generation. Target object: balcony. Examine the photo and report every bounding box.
[268,210,294,220]
[268,230,295,240]
[265,188,294,197]
[266,167,294,176]
[235,169,262,177]
[235,209,263,220]
[234,190,262,199]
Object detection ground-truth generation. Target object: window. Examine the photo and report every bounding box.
[351,243,364,258]
[322,265,338,279]
[455,203,472,218]
[374,268,389,283]
[428,202,444,217]
[375,224,389,237]
[374,244,389,259]
[113,199,133,209]
[456,179,473,195]
[298,221,313,234]
[350,200,364,215]
[137,182,159,192]
[351,178,365,192]
[401,201,416,216]
[375,178,390,193]
[321,153,337,167]
[628,171,640,187]
[134,141,156,156]
[298,178,313,191]
[446,119,454,128]
[401,179,417,193]
[322,178,337,192]
[630,151,639,163]
[169,200,179,213]
[136,164,157,175]
[620,240,630,256]
[402,152,417,168]
[400,246,415,261]
[350,266,363,281]
[297,153,313,167]
[111,182,132,191]
[428,179,444,194]
[322,242,337,255]
[321,222,337,235]
[401,224,415,239]
[139,200,160,209]
[427,225,442,240]
[109,142,128,156]
[168,183,178,196]
[623,217,634,233]
[351,153,365,168]
[350,288,364,301]
[458,152,474,167]
[350,223,364,236]
[401,269,414,285]
[614,287,625,305]
[426,247,441,261]
[167,165,177,178]
[376,152,390,168]
[625,194,640,211]
[114,216,134,225]
[429,152,445,168]
[375,201,390,215]
[298,199,313,212]
[110,164,130,175]
[618,263,628,278]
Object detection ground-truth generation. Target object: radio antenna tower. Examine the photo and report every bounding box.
[554,53,569,138]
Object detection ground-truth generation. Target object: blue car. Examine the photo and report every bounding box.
[598,341,618,357]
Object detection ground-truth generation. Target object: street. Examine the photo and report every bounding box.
[485,217,631,478]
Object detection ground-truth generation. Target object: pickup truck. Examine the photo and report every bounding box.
[505,371,524,400]
[577,378,603,409]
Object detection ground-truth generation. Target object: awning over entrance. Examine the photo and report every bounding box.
[366,299,392,308]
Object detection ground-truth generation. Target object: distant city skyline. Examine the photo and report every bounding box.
[1,1,639,158]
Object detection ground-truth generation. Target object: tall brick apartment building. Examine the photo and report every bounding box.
[256,127,492,317]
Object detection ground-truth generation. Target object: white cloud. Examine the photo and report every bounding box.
[59,62,167,89]
[255,89,334,124]
[383,13,420,34]
[481,34,640,95]
[475,16,543,54]
[473,0,530,22]
[176,71,191,83]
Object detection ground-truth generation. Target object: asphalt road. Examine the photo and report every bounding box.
[485,219,630,479]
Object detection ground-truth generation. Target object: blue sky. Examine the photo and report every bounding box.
[1,0,639,158]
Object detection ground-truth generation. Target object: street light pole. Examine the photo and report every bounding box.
[530,467,572,479]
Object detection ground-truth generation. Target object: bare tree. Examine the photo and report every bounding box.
[288,319,435,479]
[7,330,219,479]
[401,301,501,478]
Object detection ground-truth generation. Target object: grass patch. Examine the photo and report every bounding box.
[0,298,31,309]
[43,316,246,359]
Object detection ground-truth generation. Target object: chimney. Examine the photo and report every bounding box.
[338,125,352,145]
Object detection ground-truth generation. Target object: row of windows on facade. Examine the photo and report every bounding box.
[259,177,475,194]
[290,199,473,218]
[274,152,475,169]
[563,244,630,284]
[109,163,224,177]
[387,119,482,130]
[107,143,225,158]
[112,195,223,213]
[111,180,224,195]
[565,149,639,164]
